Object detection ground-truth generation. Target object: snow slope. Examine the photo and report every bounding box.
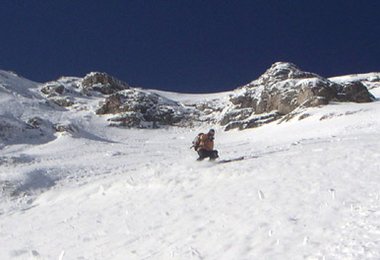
[0,72,380,259]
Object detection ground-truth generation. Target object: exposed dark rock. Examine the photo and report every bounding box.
[40,78,81,107]
[234,62,338,114]
[337,81,375,103]
[40,83,65,97]
[96,94,125,114]
[97,89,189,128]
[26,117,48,129]
[224,112,281,131]
[195,100,224,115]
[219,108,254,126]
[50,97,75,107]
[82,72,130,95]
[298,113,311,121]
[53,123,78,134]
[107,112,144,128]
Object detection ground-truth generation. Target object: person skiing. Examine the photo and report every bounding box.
[193,129,219,161]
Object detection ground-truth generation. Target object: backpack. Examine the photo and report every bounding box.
[192,133,203,151]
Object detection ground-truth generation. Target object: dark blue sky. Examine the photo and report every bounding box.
[0,1,379,92]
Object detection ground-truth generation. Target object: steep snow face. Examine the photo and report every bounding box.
[0,70,40,98]
[0,71,59,147]
[0,81,380,260]
[0,71,124,148]
[0,70,41,117]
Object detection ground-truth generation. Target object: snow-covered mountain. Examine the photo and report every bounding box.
[1,64,380,259]
[1,62,378,147]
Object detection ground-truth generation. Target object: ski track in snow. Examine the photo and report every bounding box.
[1,88,380,259]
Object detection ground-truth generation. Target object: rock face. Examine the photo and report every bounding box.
[220,62,374,130]
[40,83,65,97]
[337,81,375,103]
[39,77,82,107]
[39,73,131,108]
[82,72,130,95]
[96,89,190,128]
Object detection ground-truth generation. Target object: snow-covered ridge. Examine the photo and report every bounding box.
[37,62,377,132]
[330,72,380,83]
[0,70,40,97]
[330,72,380,89]
[1,63,378,148]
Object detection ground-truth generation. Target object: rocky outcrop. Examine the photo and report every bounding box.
[330,73,380,90]
[49,97,75,107]
[96,89,190,128]
[220,62,374,130]
[223,111,282,131]
[40,83,65,97]
[39,77,82,107]
[27,117,78,135]
[337,81,375,103]
[40,73,131,108]
[82,72,130,95]
[53,123,78,134]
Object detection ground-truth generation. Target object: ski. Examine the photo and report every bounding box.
[216,156,245,164]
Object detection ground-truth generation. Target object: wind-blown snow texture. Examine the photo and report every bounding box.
[1,69,380,259]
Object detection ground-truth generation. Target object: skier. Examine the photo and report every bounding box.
[193,129,219,161]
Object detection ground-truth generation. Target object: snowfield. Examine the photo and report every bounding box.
[1,72,380,259]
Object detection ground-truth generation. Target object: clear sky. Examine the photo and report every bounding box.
[0,1,379,93]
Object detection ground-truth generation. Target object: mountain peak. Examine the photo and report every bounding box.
[82,72,130,95]
[257,62,320,85]
[270,61,300,70]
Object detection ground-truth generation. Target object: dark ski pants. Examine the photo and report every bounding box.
[197,149,219,161]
